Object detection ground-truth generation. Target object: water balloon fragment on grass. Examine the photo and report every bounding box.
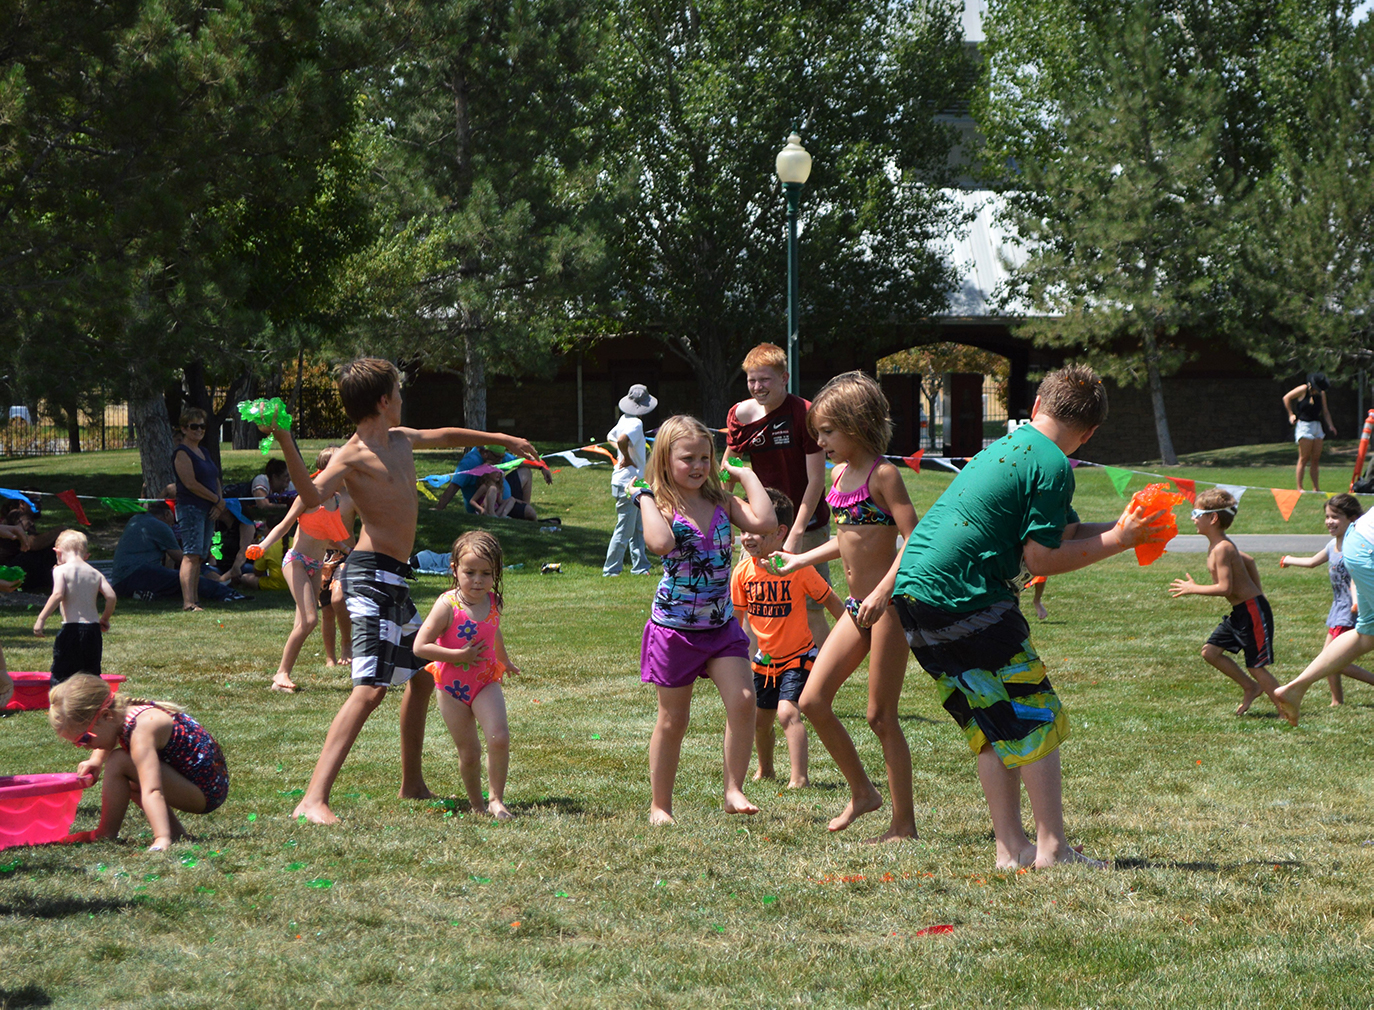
[590,734,601,740]
[555,891,569,898]
[195,886,216,895]
[247,813,257,822]
[278,788,305,797]
[305,878,332,889]
[763,896,777,904]
[915,924,955,937]
[180,856,197,867]
[0,860,21,874]
[286,862,306,871]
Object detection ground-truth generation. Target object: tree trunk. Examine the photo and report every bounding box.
[64,397,81,454]
[1143,324,1178,465]
[695,336,734,427]
[131,391,177,499]
[464,334,487,430]
[231,368,259,449]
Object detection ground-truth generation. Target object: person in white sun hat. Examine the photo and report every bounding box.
[603,384,658,577]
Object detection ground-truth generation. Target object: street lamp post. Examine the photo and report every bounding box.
[775,132,812,396]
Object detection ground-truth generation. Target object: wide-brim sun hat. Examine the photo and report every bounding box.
[619,384,658,416]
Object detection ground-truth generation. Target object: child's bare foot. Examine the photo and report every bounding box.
[1034,842,1108,869]
[1235,683,1262,715]
[723,789,759,815]
[398,782,436,800]
[270,673,299,693]
[1034,601,1048,621]
[787,776,809,789]
[649,806,676,826]
[827,785,883,832]
[1274,694,1300,726]
[488,799,513,821]
[752,766,775,782]
[1331,698,1343,707]
[325,659,338,668]
[861,823,918,845]
[995,843,1038,870]
[292,798,340,825]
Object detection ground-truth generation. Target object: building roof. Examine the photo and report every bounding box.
[938,189,1032,320]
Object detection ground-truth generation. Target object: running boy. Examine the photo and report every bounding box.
[886,364,1165,868]
[726,343,831,647]
[33,530,116,684]
[731,488,844,787]
[1169,489,1290,719]
[264,357,537,824]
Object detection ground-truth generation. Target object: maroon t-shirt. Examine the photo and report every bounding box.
[725,393,829,530]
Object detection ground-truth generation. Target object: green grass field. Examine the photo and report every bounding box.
[2,443,1373,1008]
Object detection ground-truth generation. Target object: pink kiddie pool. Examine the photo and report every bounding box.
[0,773,94,850]
[4,672,127,712]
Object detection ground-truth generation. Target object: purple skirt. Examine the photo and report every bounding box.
[641,620,750,689]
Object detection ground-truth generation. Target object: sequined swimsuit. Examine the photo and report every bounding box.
[119,704,229,812]
[826,460,896,526]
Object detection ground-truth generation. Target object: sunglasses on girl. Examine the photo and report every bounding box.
[72,692,115,747]
[1190,506,1237,520]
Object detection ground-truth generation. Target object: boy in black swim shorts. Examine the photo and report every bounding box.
[888,365,1166,869]
[1170,488,1287,720]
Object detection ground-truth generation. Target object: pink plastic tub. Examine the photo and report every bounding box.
[0,773,93,849]
[4,672,128,712]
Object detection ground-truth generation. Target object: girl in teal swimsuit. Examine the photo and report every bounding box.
[769,372,920,843]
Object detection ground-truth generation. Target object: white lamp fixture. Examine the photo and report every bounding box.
[775,133,812,185]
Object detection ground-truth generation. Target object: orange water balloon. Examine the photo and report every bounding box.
[1128,482,1187,565]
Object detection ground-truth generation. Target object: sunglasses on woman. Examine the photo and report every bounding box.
[186,423,206,431]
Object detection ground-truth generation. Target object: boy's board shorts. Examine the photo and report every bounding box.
[1207,595,1274,669]
[754,646,817,710]
[641,620,749,690]
[341,551,421,688]
[51,622,103,684]
[893,594,1068,769]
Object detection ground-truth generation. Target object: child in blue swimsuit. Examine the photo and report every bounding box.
[634,415,776,825]
[50,674,229,851]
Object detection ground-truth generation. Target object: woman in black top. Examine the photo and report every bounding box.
[1283,373,1337,492]
[171,408,228,611]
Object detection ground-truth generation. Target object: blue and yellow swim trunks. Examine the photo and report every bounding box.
[893,595,1068,768]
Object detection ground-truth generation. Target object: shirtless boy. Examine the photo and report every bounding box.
[1169,489,1293,720]
[33,530,116,685]
[266,358,537,824]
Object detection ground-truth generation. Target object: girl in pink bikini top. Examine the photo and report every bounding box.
[826,459,897,526]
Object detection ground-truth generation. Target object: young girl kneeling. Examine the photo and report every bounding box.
[414,532,519,820]
[634,415,776,825]
[50,674,229,851]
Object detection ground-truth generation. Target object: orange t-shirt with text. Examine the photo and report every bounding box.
[730,556,831,674]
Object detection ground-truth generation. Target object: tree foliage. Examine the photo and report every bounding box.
[599,0,970,422]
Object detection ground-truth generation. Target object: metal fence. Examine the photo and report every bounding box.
[1,403,134,456]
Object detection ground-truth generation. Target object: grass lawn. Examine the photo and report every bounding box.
[2,443,1373,1008]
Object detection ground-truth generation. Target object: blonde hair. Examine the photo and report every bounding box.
[314,445,340,470]
[48,674,183,737]
[54,529,88,556]
[808,371,893,457]
[644,415,729,519]
[742,343,787,373]
[450,531,504,611]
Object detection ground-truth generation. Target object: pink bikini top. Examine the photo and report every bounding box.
[825,460,896,526]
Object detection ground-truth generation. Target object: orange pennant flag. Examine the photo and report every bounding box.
[1271,487,1303,522]
[580,445,616,462]
[1172,478,1196,504]
[903,450,923,472]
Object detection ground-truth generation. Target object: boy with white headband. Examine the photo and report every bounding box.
[1169,488,1293,720]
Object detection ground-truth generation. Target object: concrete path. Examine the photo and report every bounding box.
[1167,535,1329,554]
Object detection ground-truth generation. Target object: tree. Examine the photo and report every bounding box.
[598,0,970,423]
[975,0,1356,464]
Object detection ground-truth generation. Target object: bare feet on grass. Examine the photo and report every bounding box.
[270,672,299,693]
[398,782,436,801]
[861,823,918,845]
[995,844,1039,871]
[1034,842,1109,869]
[1235,683,1262,716]
[649,806,676,826]
[827,784,883,832]
[724,789,759,815]
[488,799,513,821]
[788,776,809,789]
[1271,689,1300,727]
[292,799,341,825]
[752,766,775,782]
[1034,600,1048,621]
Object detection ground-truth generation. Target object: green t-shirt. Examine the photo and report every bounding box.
[895,424,1080,613]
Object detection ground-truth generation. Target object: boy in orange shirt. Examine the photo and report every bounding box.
[732,488,844,787]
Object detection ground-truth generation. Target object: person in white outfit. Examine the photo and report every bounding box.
[603,384,657,577]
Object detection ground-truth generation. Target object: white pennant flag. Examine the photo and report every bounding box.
[1215,484,1247,503]
[544,450,596,468]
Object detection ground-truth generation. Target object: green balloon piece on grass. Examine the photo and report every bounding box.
[306,878,333,889]
[286,862,306,871]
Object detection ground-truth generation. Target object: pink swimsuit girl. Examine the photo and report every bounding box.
[426,589,505,706]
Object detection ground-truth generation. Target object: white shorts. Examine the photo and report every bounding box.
[1295,419,1325,442]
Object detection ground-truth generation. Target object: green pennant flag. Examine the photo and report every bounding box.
[99,497,146,514]
[1104,466,1133,498]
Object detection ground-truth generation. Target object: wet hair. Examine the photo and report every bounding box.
[48,674,183,738]
[179,407,208,429]
[1326,493,1363,522]
[766,487,794,531]
[807,371,893,457]
[643,415,729,520]
[314,445,340,471]
[339,358,400,423]
[450,530,504,611]
[54,529,87,556]
[1036,365,1109,431]
[1194,488,1238,530]
[742,343,787,373]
